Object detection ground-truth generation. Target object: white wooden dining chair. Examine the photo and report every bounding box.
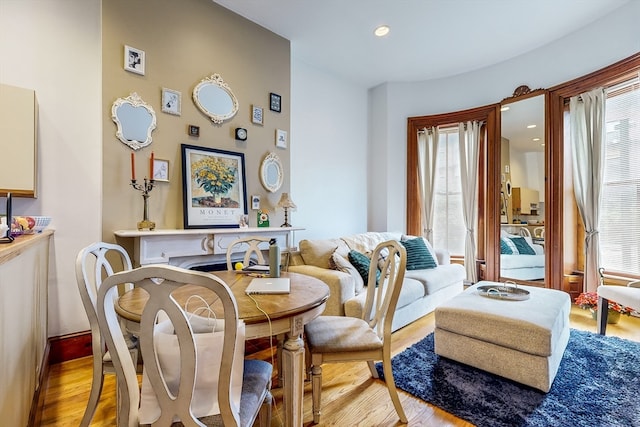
[96,264,273,426]
[225,237,271,270]
[519,227,532,238]
[75,241,142,427]
[304,240,408,424]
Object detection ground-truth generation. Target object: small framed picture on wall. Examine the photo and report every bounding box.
[153,159,170,182]
[251,105,264,125]
[276,129,288,149]
[270,93,282,113]
[161,88,181,116]
[124,45,145,75]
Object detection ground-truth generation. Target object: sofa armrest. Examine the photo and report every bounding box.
[288,264,355,316]
[288,250,306,266]
[532,244,544,255]
[435,248,451,265]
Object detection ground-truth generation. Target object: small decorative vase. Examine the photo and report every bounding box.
[590,308,621,324]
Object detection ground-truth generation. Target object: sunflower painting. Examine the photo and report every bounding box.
[181,144,247,228]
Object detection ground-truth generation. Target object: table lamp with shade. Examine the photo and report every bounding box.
[277,193,297,227]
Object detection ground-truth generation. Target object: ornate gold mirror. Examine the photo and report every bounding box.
[499,86,546,284]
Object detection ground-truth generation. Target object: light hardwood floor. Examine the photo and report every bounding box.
[40,305,640,426]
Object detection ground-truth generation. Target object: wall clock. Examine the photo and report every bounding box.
[235,127,247,141]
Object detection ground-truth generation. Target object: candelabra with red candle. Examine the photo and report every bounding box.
[130,152,156,230]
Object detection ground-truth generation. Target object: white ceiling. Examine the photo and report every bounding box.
[213,0,629,88]
[212,0,628,154]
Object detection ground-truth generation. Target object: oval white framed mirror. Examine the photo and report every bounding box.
[193,74,239,124]
[260,152,283,193]
[111,92,157,150]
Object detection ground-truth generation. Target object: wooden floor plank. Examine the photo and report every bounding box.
[40,305,640,426]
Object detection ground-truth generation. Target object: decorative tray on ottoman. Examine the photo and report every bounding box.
[477,283,530,301]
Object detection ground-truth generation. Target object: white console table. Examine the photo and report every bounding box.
[114,227,303,269]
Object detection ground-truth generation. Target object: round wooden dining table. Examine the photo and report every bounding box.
[115,270,329,427]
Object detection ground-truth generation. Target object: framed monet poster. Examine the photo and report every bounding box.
[181,144,248,228]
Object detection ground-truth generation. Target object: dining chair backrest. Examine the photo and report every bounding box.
[96,264,243,426]
[362,240,407,339]
[533,226,545,238]
[225,236,271,270]
[519,227,532,238]
[76,242,134,363]
[75,241,138,427]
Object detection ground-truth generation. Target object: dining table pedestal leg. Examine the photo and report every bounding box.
[281,317,305,426]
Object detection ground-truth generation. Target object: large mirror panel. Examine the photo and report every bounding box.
[499,88,546,284]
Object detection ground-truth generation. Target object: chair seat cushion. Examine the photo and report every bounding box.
[152,359,272,427]
[598,285,640,311]
[305,316,382,353]
[404,263,466,295]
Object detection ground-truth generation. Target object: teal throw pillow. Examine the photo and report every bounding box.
[400,237,437,270]
[500,237,514,254]
[509,236,536,255]
[348,250,380,286]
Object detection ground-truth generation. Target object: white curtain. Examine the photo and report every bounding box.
[458,121,481,282]
[417,127,438,244]
[569,88,606,292]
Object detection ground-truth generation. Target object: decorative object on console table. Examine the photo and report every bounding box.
[277,193,297,227]
[130,151,156,231]
[181,144,248,229]
[257,209,270,227]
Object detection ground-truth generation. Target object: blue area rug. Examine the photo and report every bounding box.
[375,329,640,427]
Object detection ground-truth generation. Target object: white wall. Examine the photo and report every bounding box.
[370,1,640,232]
[0,0,102,336]
[290,59,369,241]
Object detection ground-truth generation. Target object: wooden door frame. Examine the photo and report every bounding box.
[406,105,498,279]
[407,52,640,291]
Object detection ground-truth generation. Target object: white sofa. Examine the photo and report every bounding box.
[288,232,466,331]
[499,230,545,280]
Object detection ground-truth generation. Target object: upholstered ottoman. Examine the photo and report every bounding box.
[434,281,570,392]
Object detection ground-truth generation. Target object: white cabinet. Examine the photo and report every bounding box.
[0,231,51,426]
[0,84,38,197]
[512,187,539,215]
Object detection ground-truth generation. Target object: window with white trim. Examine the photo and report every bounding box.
[432,128,465,256]
[600,76,640,276]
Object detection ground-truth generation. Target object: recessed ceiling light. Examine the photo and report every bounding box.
[533,138,541,141]
[374,25,390,37]
[500,106,510,112]
[527,124,537,129]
